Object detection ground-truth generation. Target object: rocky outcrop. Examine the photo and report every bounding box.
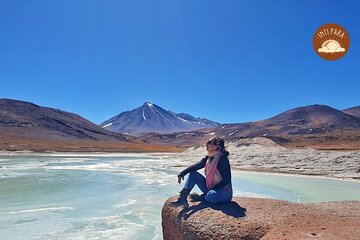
[162,195,360,240]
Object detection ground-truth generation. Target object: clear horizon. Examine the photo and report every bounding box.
[1,1,359,124]
[2,97,358,125]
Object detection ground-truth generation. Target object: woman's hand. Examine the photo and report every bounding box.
[177,171,185,184]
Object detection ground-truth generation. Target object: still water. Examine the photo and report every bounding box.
[1,153,359,239]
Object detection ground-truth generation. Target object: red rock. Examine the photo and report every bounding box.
[162,196,360,240]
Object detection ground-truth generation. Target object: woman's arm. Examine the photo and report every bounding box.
[179,155,208,177]
[210,155,231,190]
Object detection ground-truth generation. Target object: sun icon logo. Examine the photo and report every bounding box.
[313,23,350,60]
[318,40,345,53]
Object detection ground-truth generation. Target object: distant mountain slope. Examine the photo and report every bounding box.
[343,106,360,118]
[0,98,135,141]
[249,104,360,135]
[100,102,220,136]
[204,104,360,138]
[140,104,360,150]
[0,98,185,152]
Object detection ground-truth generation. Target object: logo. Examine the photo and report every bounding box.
[313,23,350,60]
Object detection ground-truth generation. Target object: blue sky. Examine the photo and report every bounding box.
[0,0,359,124]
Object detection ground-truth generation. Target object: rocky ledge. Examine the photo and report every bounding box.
[162,195,360,240]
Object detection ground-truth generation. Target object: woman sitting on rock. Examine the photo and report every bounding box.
[171,136,233,208]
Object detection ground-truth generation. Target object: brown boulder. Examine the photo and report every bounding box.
[162,196,360,240]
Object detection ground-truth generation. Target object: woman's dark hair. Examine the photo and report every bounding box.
[207,137,229,157]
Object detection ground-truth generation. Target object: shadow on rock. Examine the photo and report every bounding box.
[178,200,247,220]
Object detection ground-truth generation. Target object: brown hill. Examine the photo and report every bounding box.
[140,105,360,150]
[0,98,134,141]
[0,99,184,152]
[343,106,360,118]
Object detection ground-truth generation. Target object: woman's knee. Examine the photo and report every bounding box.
[186,171,197,182]
[188,171,198,176]
[205,190,232,204]
[204,190,218,203]
[188,171,201,179]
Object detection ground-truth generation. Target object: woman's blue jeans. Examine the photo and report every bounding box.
[183,171,232,204]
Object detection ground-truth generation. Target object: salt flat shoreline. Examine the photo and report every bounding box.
[0,150,174,157]
[1,145,359,182]
[163,138,360,181]
[231,167,360,182]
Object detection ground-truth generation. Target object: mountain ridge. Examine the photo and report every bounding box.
[0,98,184,152]
[1,98,359,151]
[140,104,360,150]
[100,102,220,136]
[343,106,360,118]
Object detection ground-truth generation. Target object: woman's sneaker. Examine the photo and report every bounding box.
[189,192,206,202]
